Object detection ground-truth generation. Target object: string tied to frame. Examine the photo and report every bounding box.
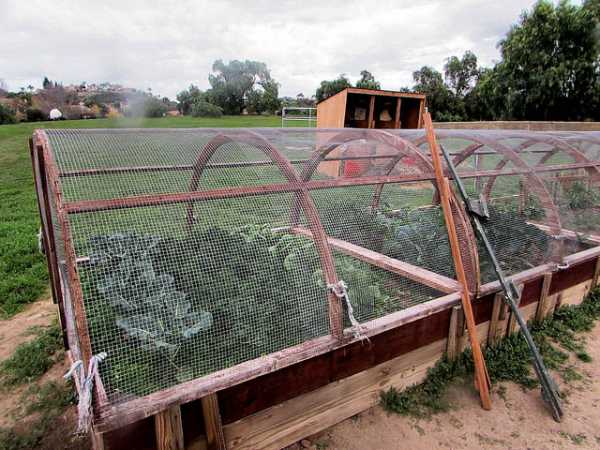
[327,280,369,342]
[64,352,107,435]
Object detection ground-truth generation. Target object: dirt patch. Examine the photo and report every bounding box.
[0,297,57,361]
[0,298,84,450]
[307,322,600,450]
[0,298,58,428]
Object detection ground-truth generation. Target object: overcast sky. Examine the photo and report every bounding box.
[0,1,571,99]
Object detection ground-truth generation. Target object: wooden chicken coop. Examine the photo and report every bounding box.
[316,88,426,129]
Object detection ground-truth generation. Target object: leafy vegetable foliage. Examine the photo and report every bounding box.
[85,225,417,397]
[89,233,212,367]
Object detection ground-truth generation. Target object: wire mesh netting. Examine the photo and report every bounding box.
[36,128,600,407]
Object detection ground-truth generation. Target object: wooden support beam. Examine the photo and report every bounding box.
[528,221,600,243]
[507,285,524,335]
[423,111,492,411]
[554,292,565,312]
[155,406,184,450]
[487,293,504,347]
[290,227,460,294]
[368,95,375,128]
[446,305,460,360]
[535,273,554,322]
[90,430,105,450]
[592,257,600,288]
[201,394,227,450]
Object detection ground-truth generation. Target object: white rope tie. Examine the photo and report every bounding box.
[64,352,107,435]
[327,280,369,342]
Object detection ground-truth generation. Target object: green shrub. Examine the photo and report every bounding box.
[0,103,16,124]
[143,97,168,118]
[190,100,223,118]
[25,108,45,122]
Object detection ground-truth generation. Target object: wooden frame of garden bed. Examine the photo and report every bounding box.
[29,128,600,450]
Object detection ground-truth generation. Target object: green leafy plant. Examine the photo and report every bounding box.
[89,233,213,373]
[564,181,600,210]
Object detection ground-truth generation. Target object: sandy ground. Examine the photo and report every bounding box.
[304,323,600,450]
[0,296,56,361]
[0,297,60,428]
[2,299,600,449]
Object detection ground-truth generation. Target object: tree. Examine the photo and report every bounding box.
[413,66,456,121]
[444,51,479,97]
[493,0,600,120]
[176,85,206,115]
[315,74,352,102]
[356,70,381,90]
[247,78,281,114]
[191,101,223,118]
[42,77,52,89]
[207,59,273,114]
[0,103,16,124]
[143,97,168,118]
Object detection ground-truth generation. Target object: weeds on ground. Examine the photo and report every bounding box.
[0,380,76,450]
[380,288,600,417]
[559,431,587,445]
[22,380,75,416]
[0,322,62,386]
[0,327,77,450]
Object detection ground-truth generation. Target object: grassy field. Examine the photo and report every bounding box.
[0,115,283,317]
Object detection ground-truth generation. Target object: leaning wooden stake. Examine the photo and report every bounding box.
[423,111,492,410]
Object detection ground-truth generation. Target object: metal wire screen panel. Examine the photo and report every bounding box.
[37,128,600,409]
[422,130,600,283]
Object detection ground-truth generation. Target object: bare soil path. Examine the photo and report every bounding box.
[307,323,600,450]
[0,297,58,428]
[0,296,56,361]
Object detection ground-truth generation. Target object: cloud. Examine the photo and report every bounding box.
[0,0,541,98]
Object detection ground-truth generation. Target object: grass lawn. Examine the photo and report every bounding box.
[0,115,284,317]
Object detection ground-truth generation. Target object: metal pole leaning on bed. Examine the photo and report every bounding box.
[427,122,564,423]
[423,111,492,411]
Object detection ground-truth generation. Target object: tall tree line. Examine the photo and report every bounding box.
[317,0,600,122]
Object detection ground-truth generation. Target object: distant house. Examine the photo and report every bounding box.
[63,105,95,120]
[49,108,63,120]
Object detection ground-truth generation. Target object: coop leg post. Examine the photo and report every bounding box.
[488,293,504,347]
[507,284,524,335]
[201,393,227,450]
[447,305,461,360]
[90,429,105,450]
[554,292,564,312]
[155,405,184,450]
[592,257,600,288]
[535,273,553,322]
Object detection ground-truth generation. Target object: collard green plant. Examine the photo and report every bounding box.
[89,233,213,369]
[563,181,600,210]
